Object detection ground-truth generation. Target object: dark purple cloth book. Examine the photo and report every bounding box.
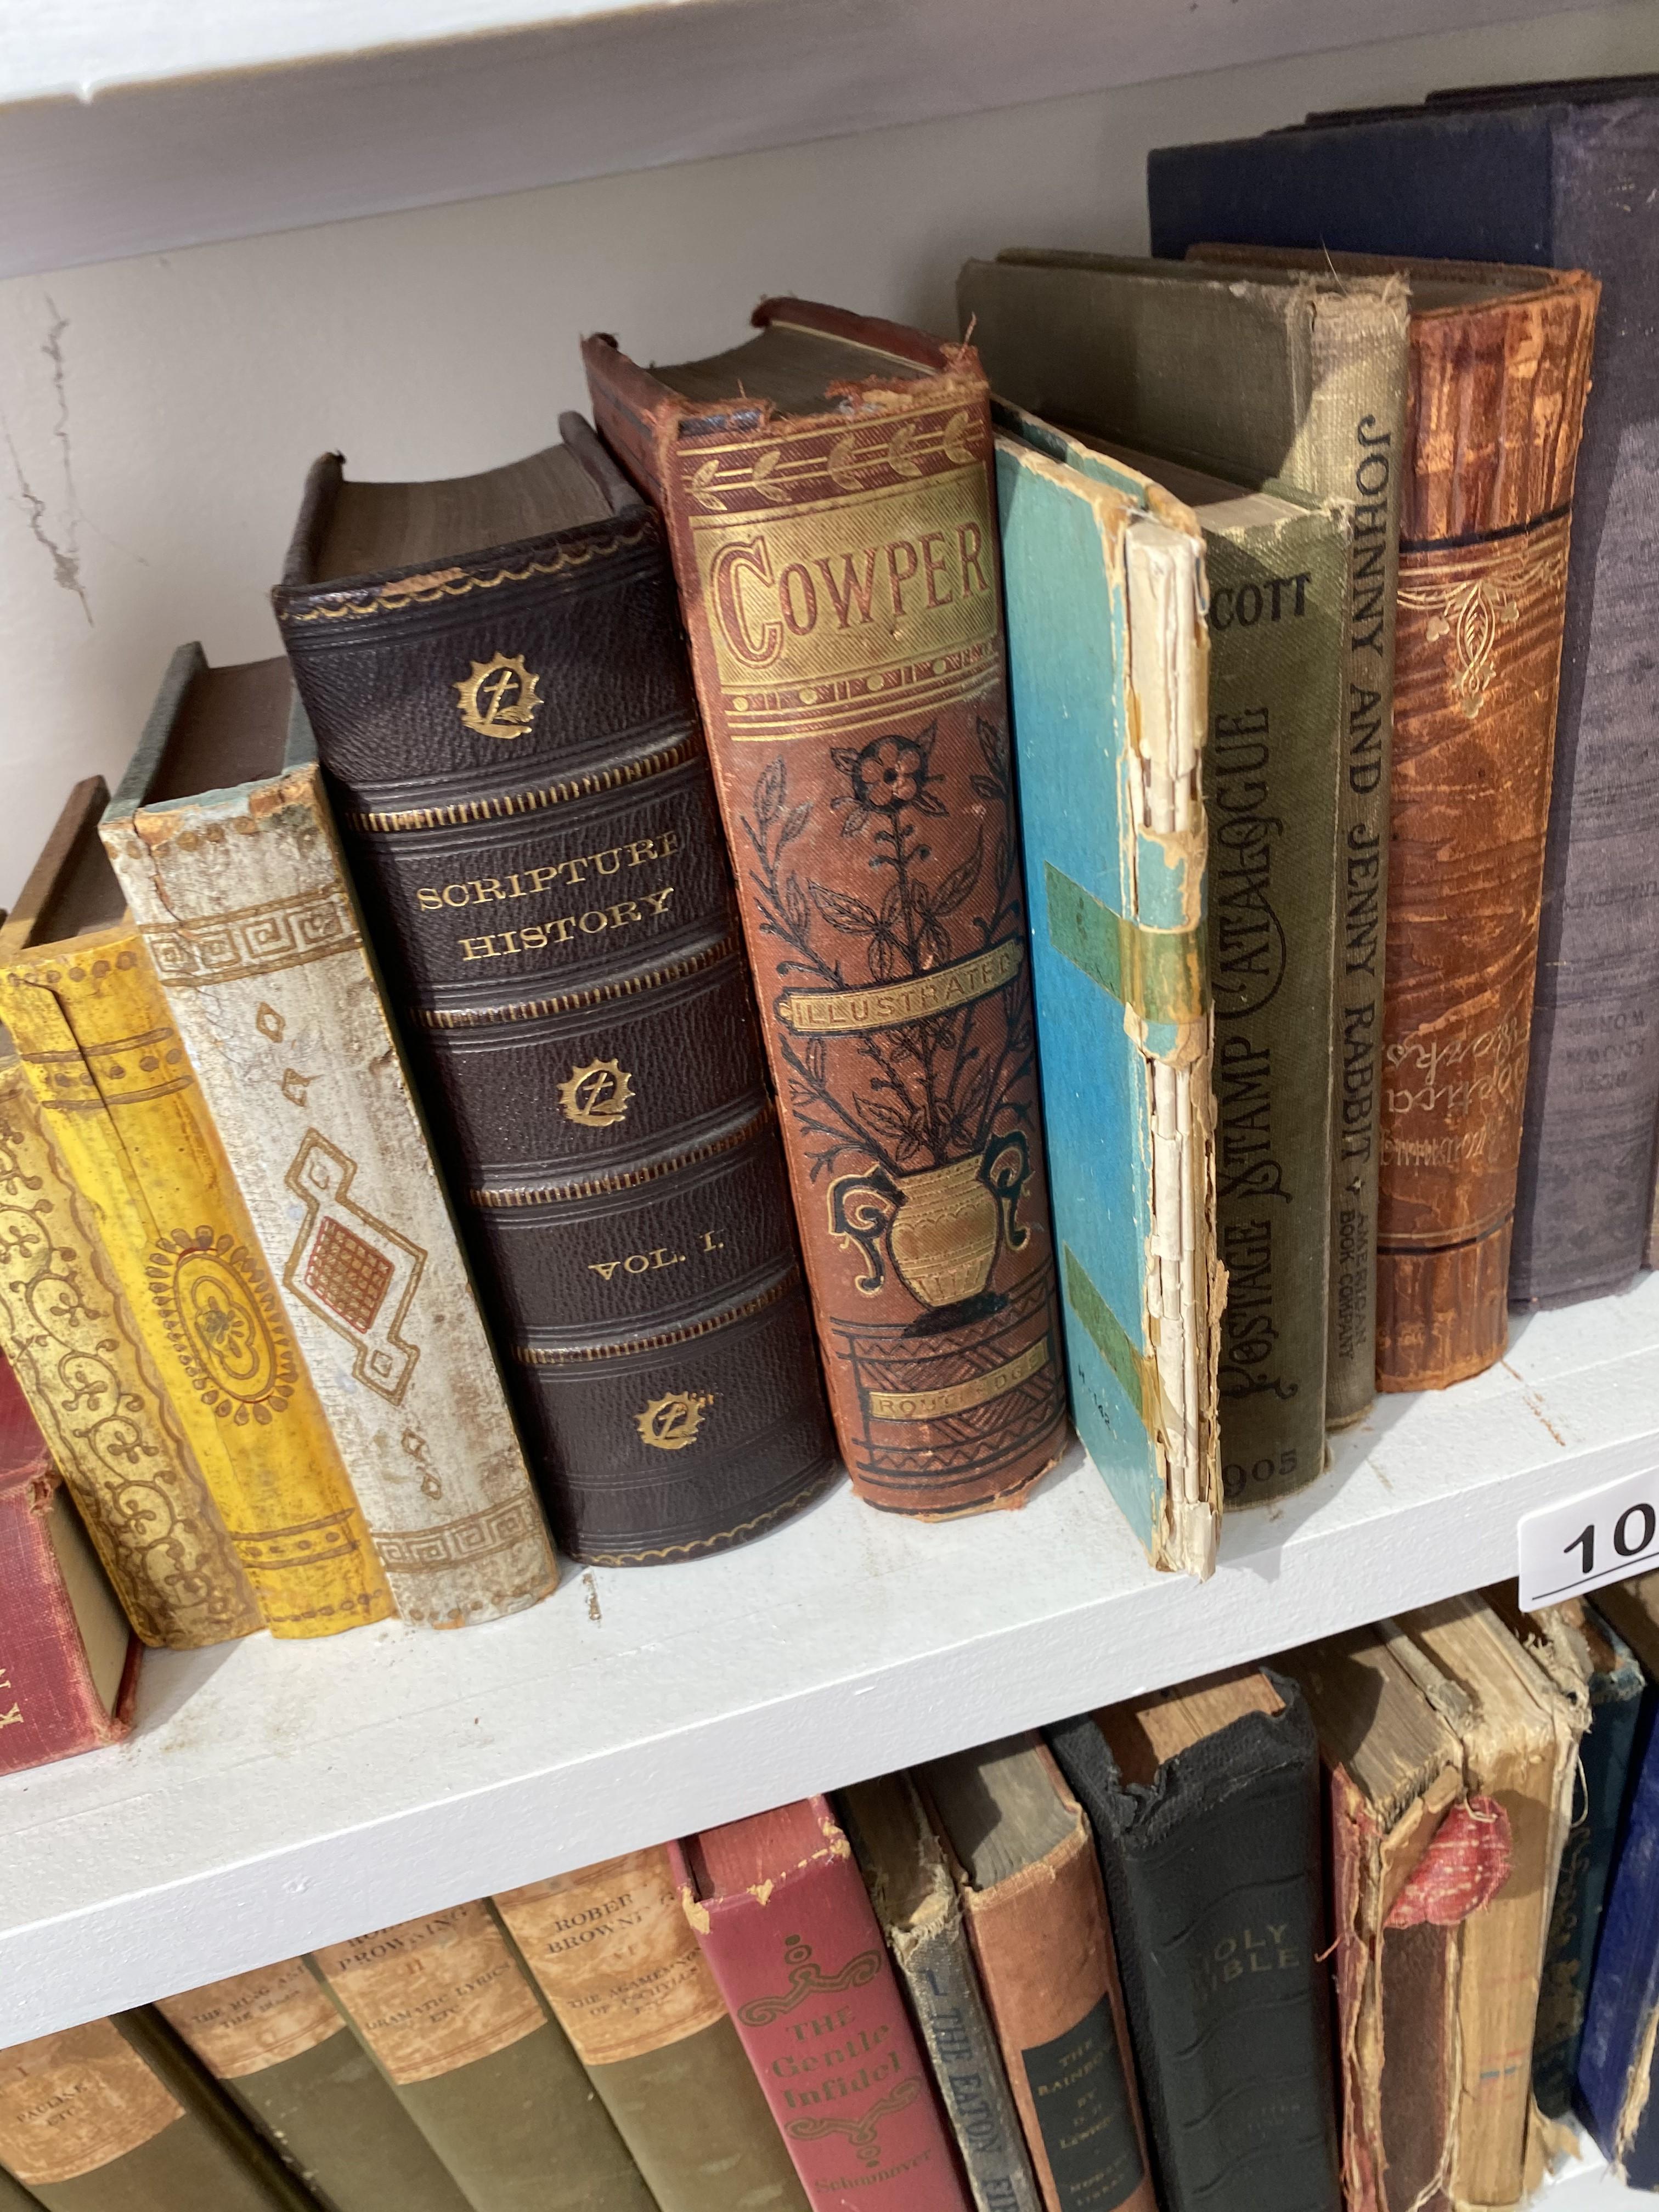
[1148,81,1659,1311]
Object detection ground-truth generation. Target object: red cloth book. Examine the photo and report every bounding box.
[0,1350,139,1776]
[672,1796,972,2211]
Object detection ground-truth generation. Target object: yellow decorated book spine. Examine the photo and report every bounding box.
[0,806,392,1637]
[0,1039,260,1647]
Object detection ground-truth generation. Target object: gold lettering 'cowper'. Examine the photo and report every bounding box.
[413,831,679,960]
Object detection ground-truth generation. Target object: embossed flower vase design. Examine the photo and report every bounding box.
[830,1130,1031,1338]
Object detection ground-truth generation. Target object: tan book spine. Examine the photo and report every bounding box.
[313,1901,657,2211]
[102,653,556,1629]
[0,2016,314,2211]
[157,1961,472,2212]
[0,783,392,1638]
[1391,1602,1585,2210]
[948,1759,1154,2212]
[498,1847,808,2212]
[0,1041,257,1647]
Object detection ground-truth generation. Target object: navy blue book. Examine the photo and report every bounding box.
[1491,1596,1646,2118]
[1148,82,1659,1314]
[1579,1575,1659,2176]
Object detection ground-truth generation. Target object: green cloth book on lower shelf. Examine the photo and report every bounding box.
[495,1848,808,2212]
[156,1958,471,2212]
[310,1902,656,2212]
[0,2013,315,2212]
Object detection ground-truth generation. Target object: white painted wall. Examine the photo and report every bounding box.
[3,0,1657,910]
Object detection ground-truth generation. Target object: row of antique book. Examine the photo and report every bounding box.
[9,1573,1659,2212]
[0,74,1652,1673]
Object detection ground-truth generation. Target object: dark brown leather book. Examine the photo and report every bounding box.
[585,304,1067,1519]
[273,417,835,1564]
[1197,246,1599,1391]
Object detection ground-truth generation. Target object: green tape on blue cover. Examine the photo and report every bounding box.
[1063,1244,1163,1441]
[1045,862,1206,1025]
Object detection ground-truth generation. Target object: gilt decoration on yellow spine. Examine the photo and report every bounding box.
[0,932,392,1637]
[0,1045,259,1646]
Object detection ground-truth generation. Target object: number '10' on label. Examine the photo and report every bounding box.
[1517,1464,1659,1611]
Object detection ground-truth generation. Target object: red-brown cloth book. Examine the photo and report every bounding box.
[0,1351,139,1776]
[585,303,1067,1521]
[672,1796,973,2211]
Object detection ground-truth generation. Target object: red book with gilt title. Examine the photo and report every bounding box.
[585,303,1066,1521]
[0,1349,139,1776]
[672,1796,972,2210]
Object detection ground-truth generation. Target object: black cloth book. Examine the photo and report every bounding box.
[1149,81,1659,1311]
[1049,1669,1339,2212]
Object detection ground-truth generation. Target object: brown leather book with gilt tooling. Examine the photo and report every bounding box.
[1197,246,1598,1391]
[273,415,836,1565]
[585,303,1067,1518]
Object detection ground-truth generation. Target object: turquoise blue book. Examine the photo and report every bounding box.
[994,402,1221,1577]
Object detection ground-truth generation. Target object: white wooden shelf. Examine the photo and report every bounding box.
[3,1271,1658,2043]
[1546,2144,1648,2206]
[0,0,1613,279]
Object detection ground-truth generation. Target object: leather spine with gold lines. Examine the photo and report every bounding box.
[275,432,836,1565]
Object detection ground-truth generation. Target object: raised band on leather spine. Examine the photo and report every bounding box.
[513,1267,802,1364]
[347,733,700,836]
[420,932,739,1030]
[1375,1219,1513,1392]
[471,1100,774,1207]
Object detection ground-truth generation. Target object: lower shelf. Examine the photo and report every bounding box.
[4,1271,1658,2043]
[1550,2143,1644,2204]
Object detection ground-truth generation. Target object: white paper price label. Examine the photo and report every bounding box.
[1518,1465,1659,1611]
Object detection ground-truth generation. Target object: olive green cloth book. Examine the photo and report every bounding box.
[311,1901,657,2212]
[960,251,1408,1430]
[0,2013,315,2212]
[156,1960,471,2212]
[1071,425,1347,1499]
[497,1849,806,2212]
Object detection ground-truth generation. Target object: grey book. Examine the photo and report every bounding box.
[842,1774,1042,2212]
[960,251,1407,1428]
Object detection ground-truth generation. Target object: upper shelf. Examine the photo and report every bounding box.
[0,0,1613,279]
[4,1269,1659,2045]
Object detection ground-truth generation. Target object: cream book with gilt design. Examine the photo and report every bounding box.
[102,648,556,1629]
[0,780,391,1639]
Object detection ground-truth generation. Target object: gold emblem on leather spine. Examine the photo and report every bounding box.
[558,1057,634,1127]
[635,1389,713,1451]
[455,652,542,741]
